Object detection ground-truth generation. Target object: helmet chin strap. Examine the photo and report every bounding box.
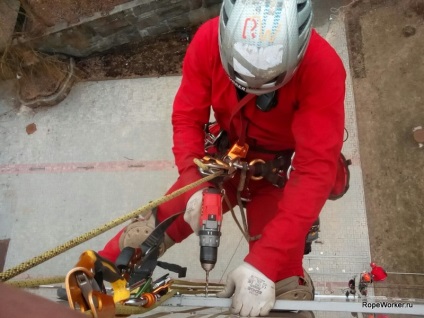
[235,87,278,112]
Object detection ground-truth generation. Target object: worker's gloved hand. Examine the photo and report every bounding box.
[217,262,275,317]
[183,189,206,235]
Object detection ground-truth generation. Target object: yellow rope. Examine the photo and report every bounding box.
[0,172,221,282]
[5,276,66,288]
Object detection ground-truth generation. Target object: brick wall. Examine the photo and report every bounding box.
[26,0,222,57]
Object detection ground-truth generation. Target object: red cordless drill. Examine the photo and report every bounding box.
[198,188,223,295]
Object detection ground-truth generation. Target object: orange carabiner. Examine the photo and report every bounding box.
[225,141,249,161]
[66,267,115,318]
[248,158,265,180]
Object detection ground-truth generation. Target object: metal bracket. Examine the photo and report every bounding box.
[161,295,424,315]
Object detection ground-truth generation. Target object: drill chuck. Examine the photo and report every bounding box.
[199,228,221,271]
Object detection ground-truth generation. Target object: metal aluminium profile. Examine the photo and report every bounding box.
[162,295,424,315]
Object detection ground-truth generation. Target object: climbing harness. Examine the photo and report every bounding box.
[194,88,352,250]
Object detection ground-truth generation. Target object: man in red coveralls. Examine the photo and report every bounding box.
[99,0,346,316]
[370,262,388,281]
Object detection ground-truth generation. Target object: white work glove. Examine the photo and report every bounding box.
[183,189,205,235]
[217,262,275,317]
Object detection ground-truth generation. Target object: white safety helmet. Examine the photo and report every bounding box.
[219,0,313,95]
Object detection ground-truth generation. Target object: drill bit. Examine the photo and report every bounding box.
[205,270,210,297]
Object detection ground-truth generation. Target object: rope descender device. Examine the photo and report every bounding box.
[65,249,175,318]
[65,214,184,318]
[195,140,250,179]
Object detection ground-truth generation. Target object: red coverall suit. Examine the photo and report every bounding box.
[99,17,346,283]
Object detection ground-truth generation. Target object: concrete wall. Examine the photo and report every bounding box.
[25,0,222,57]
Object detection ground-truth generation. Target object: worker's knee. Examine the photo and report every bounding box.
[275,270,315,300]
[119,215,155,250]
[118,211,174,256]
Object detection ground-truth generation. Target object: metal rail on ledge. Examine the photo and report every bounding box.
[162,295,424,315]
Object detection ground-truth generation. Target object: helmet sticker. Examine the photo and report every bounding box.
[233,43,284,73]
[242,18,257,39]
[241,16,282,43]
[233,57,254,77]
[239,0,283,43]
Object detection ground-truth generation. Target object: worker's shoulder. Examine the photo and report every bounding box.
[307,30,341,57]
[193,16,219,39]
[301,29,345,74]
[188,17,219,56]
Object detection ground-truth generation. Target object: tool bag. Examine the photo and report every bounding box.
[328,153,351,200]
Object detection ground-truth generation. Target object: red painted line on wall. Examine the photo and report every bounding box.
[0,154,362,176]
[0,160,175,175]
